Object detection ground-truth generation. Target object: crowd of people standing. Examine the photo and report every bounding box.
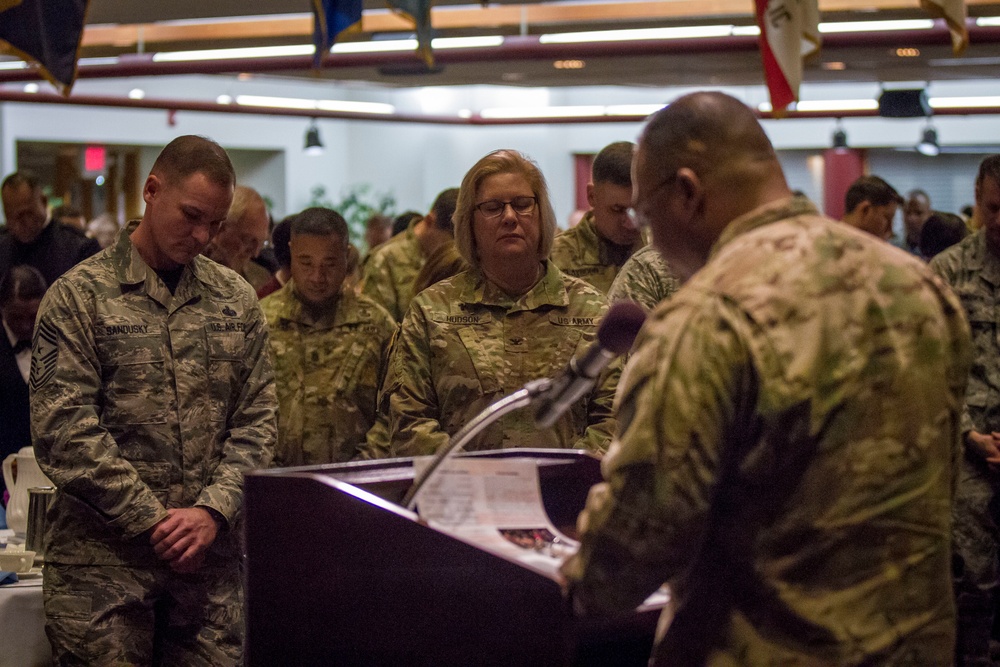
[2,93,999,664]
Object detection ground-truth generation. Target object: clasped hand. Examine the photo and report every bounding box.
[149,507,218,573]
[968,430,1000,471]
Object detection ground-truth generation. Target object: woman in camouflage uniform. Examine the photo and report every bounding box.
[383,149,618,456]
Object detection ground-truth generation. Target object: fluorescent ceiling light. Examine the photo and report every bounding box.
[128,88,145,100]
[217,95,233,105]
[818,19,934,33]
[795,99,879,112]
[930,96,1000,108]
[23,83,39,93]
[759,99,878,112]
[432,36,504,49]
[153,44,314,62]
[331,40,416,54]
[235,95,394,115]
[481,106,606,119]
[976,17,1000,26]
[78,57,119,67]
[0,60,27,71]
[605,104,664,116]
[236,95,316,110]
[540,25,733,44]
[316,100,395,114]
[731,26,762,36]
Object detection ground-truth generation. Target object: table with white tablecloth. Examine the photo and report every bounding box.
[0,574,50,667]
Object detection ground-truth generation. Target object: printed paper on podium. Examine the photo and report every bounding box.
[412,457,578,576]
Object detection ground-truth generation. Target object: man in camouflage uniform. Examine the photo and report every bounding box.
[31,136,277,666]
[360,188,459,321]
[929,154,1000,666]
[551,141,645,294]
[202,184,273,291]
[261,207,396,465]
[561,92,971,665]
[384,149,617,457]
[607,243,681,312]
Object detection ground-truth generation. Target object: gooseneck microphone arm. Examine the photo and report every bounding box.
[401,378,553,511]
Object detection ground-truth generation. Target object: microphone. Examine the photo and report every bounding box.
[533,300,646,430]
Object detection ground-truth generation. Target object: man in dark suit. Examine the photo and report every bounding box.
[0,264,45,502]
[0,171,101,286]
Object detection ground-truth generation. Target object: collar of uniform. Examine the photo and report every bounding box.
[710,194,818,260]
[271,279,351,328]
[110,220,219,307]
[966,228,1000,287]
[463,260,570,311]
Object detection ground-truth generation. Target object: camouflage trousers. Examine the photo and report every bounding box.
[43,562,243,666]
[953,456,1000,667]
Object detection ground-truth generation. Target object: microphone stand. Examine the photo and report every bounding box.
[401,378,553,511]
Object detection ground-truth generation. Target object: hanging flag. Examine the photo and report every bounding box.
[920,0,968,54]
[313,0,364,66]
[386,0,435,68]
[0,0,90,94]
[754,0,821,115]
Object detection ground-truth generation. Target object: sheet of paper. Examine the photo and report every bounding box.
[412,457,578,575]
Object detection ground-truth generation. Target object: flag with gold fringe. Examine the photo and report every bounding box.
[386,0,435,68]
[0,0,90,95]
[754,0,821,114]
[313,0,363,66]
[920,0,968,54]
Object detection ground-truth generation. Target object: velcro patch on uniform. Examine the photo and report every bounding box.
[30,318,59,391]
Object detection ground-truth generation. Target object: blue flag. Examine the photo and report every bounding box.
[386,0,435,68]
[0,0,89,94]
[313,0,363,66]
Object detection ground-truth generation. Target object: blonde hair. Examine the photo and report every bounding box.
[454,149,557,272]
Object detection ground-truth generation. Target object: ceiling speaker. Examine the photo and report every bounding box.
[878,89,931,118]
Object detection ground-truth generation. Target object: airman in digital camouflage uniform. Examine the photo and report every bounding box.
[261,207,396,465]
[606,243,681,313]
[384,149,617,456]
[561,92,971,666]
[31,136,278,666]
[929,154,1000,667]
[551,141,645,294]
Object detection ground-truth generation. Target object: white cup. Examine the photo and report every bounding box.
[0,549,35,573]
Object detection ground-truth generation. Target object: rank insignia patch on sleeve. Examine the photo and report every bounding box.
[30,318,59,392]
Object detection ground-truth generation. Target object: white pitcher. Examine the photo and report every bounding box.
[3,447,55,536]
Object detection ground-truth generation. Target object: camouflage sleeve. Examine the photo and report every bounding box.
[30,280,169,539]
[194,294,277,526]
[384,301,450,457]
[608,250,681,313]
[360,250,401,321]
[574,360,620,454]
[928,254,977,437]
[561,298,754,614]
[358,316,398,460]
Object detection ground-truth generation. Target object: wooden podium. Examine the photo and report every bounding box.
[244,449,660,666]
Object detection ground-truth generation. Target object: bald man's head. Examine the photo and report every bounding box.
[632,92,790,280]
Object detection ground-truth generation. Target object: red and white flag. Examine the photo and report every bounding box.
[755,0,821,114]
[920,0,968,54]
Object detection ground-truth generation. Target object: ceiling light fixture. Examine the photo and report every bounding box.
[832,120,848,148]
[929,95,1000,109]
[976,17,1000,26]
[128,88,145,100]
[916,124,940,156]
[0,60,27,71]
[331,40,416,54]
[818,19,934,33]
[153,44,315,62]
[540,25,734,44]
[304,120,324,156]
[235,95,395,115]
[480,105,605,119]
[432,36,504,49]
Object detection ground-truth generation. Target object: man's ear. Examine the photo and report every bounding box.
[586,183,596,209]
[142,174,160,205]
[675,167,702,217]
